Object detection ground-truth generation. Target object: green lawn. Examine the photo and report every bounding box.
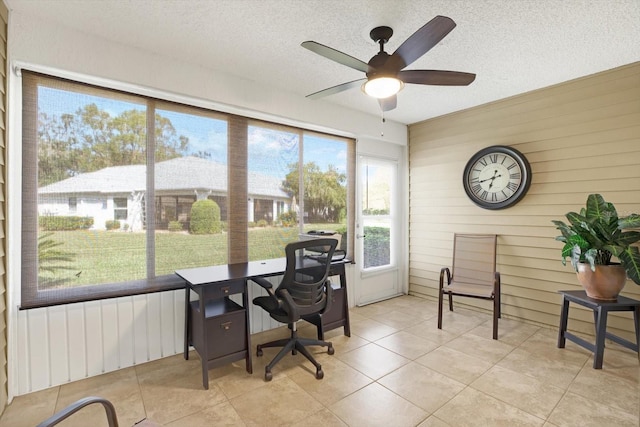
[39,224,343,288]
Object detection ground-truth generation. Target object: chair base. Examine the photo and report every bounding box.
[256,328,334,381]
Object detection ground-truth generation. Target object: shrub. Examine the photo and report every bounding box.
[363,226,390,268]
[335,225,347,236]
[39,215,94,231]
[105,220,121,230]
[335,225,348,251]
[168,221,183,232]
[247,221,257,228]
[257,219,268,228]
[278,211,297,227]
[189,199,222,234]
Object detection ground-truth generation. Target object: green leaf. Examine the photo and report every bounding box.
[567,234,589,250]
[619,214,640,229]
[618,245,640,285]
[615,231,640,247]
[560,242,574,262]
[586,194,607,221]
[570,245,584,269]
[604,244,624,257]
[583,248,599,271]
[552,220,575,241]
[565,211,587,229]
[586,194,618,222]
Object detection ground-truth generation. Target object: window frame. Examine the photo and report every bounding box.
[19,70,355,309]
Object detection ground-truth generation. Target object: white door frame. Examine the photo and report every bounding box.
[354,139,408,306]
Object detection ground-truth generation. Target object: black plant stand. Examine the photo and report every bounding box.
[557,290,640,369]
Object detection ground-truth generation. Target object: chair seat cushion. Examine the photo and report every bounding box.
[444,281,494,298]
[253,296,290,322]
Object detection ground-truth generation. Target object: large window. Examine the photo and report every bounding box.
[21,71,354,308]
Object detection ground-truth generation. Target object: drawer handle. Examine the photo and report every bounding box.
[221,321,232,330]
[221,286,230,294]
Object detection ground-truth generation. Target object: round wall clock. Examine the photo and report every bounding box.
[462,145,532,210]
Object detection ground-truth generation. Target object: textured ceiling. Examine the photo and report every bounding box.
[7,0,640,125]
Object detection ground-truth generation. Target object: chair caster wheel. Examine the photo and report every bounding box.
[315,368,324,380]
[264,370,273,381]
[257,347,263,357]
[327,345,335,355]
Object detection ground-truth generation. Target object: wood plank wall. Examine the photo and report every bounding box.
[408,62,640,340]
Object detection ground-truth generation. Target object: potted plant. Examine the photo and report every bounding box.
[552,193,640,300]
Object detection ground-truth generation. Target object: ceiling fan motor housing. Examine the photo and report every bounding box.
[368,26,395,79]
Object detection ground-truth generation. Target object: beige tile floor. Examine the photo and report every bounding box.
[2,295,639,427]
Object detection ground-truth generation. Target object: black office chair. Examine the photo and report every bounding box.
[251,238,337,381]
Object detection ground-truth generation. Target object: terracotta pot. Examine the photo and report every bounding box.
[576,263,627,301]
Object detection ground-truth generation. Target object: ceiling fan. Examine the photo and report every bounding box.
[301,15,476,112]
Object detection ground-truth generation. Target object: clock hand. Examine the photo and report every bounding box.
[479,170,500,184]
[481,173,504,184]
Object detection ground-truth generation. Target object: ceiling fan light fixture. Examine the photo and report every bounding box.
[362,77,404,99]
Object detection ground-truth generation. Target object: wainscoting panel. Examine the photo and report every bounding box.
[15,268,354,395]
[15,291,189,395]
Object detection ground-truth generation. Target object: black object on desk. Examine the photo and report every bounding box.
[175,256,350,389]
[557,290,640,369]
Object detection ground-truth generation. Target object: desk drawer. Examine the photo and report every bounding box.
[190,299,247,359]
[323,285,345,324]
[205,309,246,359]
[201,279,245,300]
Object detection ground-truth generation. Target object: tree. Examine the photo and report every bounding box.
[282,162,346,223]
[38,112,82,186]
[37,103,191,186]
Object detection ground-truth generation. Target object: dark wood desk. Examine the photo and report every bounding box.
[557,290,640,369]
[175,257,350,389]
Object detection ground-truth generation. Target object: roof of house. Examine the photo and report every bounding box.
[38,156,290,199]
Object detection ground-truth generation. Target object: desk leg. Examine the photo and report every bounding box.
[340,270,351,337]
[634,306,640,362]
[198,297,210,389]
[557,297,569,348]
[184,285,190,360]
[593,306,608,369]
[243,280,253,374]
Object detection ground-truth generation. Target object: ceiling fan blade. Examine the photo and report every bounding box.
[378,95,397,112]
[386,16,456,71]
[306,78,366,99]
[399,70,476,86]
[301,41,371,73]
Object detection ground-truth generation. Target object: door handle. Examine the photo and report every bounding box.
[356,234,366,239]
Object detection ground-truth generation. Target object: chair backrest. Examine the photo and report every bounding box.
[451,233,497,285]
[277,238,337,318]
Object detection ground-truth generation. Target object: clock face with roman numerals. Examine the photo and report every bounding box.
[463,145,531,210]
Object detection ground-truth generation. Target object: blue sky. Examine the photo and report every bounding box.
[39,86,347,178]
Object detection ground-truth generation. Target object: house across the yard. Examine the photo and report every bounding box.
[37,156,291,231]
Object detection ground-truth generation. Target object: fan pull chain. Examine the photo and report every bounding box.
[380,111,386,137]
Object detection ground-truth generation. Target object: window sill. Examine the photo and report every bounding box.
[20,274,185,310]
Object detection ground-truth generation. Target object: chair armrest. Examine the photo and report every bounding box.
[439,267,451,289]
[37,396,118,427]
[250,276,273,290]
